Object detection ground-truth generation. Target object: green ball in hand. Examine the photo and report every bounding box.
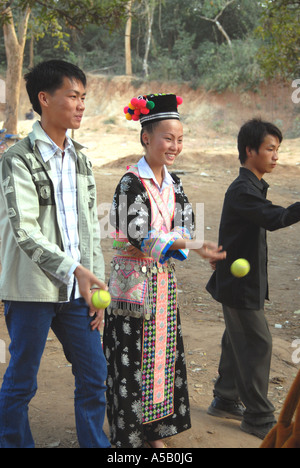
[92,290,111,309]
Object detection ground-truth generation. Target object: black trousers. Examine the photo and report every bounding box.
[214,305,276,425]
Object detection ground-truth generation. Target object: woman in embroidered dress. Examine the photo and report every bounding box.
[103,94,226,448]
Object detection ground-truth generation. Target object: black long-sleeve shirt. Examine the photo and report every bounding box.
[206,167,300,310]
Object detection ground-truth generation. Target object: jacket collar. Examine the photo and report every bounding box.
[239,166,269,192]
[28,121,85,156]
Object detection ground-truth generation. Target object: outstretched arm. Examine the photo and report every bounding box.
[169,239,226,262]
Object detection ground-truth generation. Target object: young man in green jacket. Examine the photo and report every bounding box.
[0,60,110,448]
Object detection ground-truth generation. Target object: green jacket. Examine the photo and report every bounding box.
[0,124,105,302]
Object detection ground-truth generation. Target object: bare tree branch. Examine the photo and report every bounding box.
[198,0,235,54]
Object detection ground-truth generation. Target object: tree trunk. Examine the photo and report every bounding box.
[143,0,155,78]
[215,20,232,48]
[125,0,134,76]
[29,35,34,69]
[3,7,31,134]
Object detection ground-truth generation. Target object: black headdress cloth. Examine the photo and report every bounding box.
[124,93,183,127]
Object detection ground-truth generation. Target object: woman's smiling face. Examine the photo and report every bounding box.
[142,119,184,168]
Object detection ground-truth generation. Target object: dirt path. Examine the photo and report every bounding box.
[1,152,299,448]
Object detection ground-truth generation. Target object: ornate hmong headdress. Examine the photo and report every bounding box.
[124,93,183,127]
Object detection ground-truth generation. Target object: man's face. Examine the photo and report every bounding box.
[40,76,86,131]
[246,134,280,179]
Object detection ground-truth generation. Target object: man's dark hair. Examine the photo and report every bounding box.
[24,60,87,116]
[238,118,283,165]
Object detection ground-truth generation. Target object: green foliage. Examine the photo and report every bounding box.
[145,34,264,92]
[16,0,129,31]
[31,23,127,74]
[139,0,264,91]
[256,0,300,79]
[191,0,235,19]
[1,0,297,91]
[147,31,197,82]
[194,38,265,92]
[0,0,130,73]
[28,16,70,51]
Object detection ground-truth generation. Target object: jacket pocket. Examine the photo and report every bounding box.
[34,180,55,206]
[88,185,96,208]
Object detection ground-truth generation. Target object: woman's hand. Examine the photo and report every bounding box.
[195,242,226,262]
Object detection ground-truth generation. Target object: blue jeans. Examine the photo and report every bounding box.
[0,298,110,448]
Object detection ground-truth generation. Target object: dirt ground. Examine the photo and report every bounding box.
[0,76,300,448]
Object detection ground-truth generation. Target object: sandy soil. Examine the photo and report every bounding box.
[0,76,300,448]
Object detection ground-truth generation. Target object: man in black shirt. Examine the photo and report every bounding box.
[206,118,300,440]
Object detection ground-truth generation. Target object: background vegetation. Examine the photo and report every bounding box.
[1,0,299,92]
[0,0,299,133]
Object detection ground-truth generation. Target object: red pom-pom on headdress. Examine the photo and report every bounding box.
[124,94,183,124]
[123,95,154,122]
[131,97,139,107]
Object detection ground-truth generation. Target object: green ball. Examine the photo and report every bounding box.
[230,259,250,278]
[146,100,155,110]
[92,290,111,309]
